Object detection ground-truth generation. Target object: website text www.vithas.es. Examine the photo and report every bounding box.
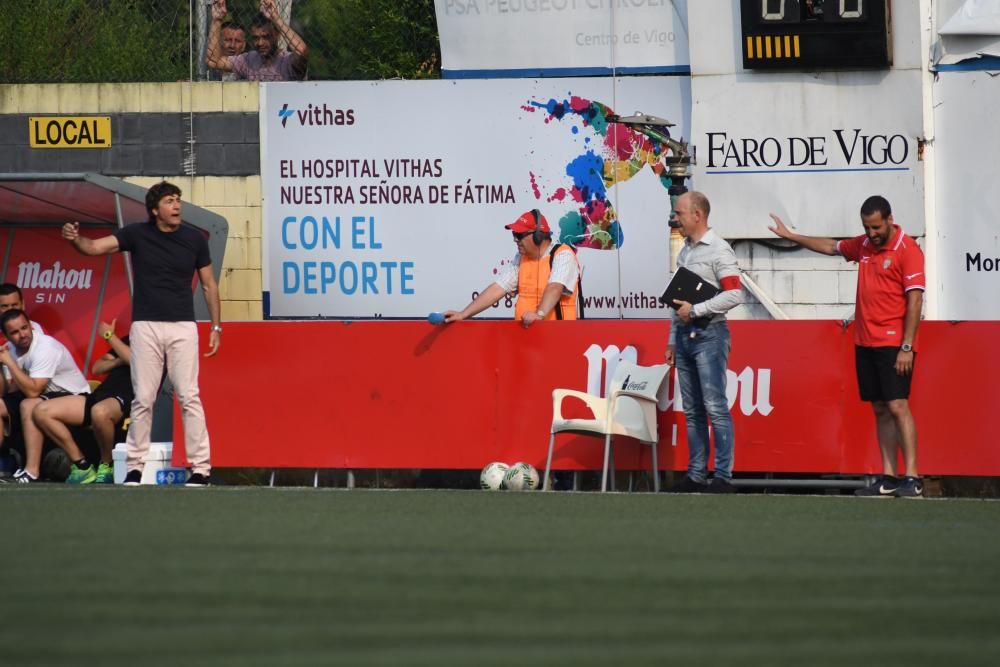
[582,292,668,310]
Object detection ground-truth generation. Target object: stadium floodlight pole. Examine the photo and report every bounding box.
[606,112,693,269]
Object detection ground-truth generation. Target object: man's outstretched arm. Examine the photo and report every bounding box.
[768,213,839,256]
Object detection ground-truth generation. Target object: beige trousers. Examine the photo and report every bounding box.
[126,321,211,475]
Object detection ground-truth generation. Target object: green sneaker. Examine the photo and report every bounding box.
[94,462,114,484]
[65,463,97,485]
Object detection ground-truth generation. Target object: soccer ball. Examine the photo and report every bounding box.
[480,462,509,490]
[502,462,539,491]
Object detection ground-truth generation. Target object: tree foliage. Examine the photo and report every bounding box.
[0,0,189,83]
[295,0,440,80]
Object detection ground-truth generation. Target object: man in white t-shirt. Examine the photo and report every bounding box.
[0,309,89,483]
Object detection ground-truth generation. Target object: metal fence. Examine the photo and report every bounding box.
[0,0,439,84]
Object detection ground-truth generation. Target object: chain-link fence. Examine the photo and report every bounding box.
[0,0,439,84]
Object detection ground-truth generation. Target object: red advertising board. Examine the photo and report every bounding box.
[174,320,1000,476]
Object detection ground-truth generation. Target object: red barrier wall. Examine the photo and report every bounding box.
[175,320,1000,476]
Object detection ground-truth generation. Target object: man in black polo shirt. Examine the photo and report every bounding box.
[62,181,222,486]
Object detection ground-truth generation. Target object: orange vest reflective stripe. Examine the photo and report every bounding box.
[514,244,580,321]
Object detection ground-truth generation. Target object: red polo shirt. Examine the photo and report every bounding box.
[837,225,925,348]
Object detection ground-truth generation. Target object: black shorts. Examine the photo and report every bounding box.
[81,389,132,428]
[3,391,73,433]
[855,345,915,402]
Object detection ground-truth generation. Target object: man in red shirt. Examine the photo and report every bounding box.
[768,196,925,498]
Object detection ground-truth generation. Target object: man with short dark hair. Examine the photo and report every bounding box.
[216,20,247,81]
[33,319,134,485]
[206,0,308,81]
[62,180,222,487]
[0,309,91,483]
[769,195,926,498]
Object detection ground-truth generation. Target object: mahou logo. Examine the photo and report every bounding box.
[17,261,93,289]
[583,343,774,417]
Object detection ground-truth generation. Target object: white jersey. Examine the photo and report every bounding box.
[3,329,90,395]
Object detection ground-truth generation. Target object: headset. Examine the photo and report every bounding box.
[530,208,546,246]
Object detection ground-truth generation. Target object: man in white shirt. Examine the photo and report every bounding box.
[0,309,90,483]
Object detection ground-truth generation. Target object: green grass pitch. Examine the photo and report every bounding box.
[3,487,1000,666]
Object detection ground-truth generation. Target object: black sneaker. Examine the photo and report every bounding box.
[667,475,708,493]
[706,478,737,494]
[894,476,924,498]
[185,472,211,487]
[854,475,899,498]
[123,470,142,486]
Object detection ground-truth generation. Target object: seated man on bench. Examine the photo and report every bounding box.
[32,320,134,485]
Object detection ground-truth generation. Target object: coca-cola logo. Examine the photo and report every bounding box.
[584,343,774,417]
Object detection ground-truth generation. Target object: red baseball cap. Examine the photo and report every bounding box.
[505,209,550,234]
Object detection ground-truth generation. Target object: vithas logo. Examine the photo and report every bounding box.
[277,102,355,128]
[278,103,296,128]
[17,261,93,289]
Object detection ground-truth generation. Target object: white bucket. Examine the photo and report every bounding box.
[112,443,186,485]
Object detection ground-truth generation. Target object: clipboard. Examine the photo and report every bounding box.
[659,266,719,307]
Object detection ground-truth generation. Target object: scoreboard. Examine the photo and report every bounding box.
[740,0,892,70]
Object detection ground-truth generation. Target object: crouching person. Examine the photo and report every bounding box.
[33,320,133,485]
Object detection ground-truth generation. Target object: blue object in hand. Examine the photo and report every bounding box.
[428,312,446,324]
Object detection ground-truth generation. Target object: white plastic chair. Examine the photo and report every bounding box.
[543,361,671,492]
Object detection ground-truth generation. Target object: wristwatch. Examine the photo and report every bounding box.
[211,325,223,333]
[535,309,546,319]
[900,343,913,352]
[102,329,114,340]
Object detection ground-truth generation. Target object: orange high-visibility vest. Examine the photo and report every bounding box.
[514,244,581,321]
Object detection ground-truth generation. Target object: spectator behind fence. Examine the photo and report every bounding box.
[0,309,91,484]
[219,21,247,81]
[33,319,134,485]
[206,0,307,82]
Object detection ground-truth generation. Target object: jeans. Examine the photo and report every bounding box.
[673,321,734,482]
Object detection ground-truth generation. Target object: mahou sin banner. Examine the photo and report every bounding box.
[260,78,692,320]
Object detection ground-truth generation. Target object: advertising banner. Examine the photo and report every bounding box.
[691,70,925,239]
[932,71,1000,320]
[261,78,691,320]
[434,0,690,76]
[2,227,132,371]
[182,319,1000,477]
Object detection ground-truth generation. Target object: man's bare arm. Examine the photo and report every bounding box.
[62,222,119,256]
[768,214,839,256]
[206,0,234,71]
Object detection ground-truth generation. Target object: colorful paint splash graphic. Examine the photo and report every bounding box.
[523,96,674,250]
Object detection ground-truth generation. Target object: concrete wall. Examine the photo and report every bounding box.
[0,82,264,321]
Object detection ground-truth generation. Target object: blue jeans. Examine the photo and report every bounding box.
[673,321,734,482]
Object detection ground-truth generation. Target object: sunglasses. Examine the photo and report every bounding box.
[512,231,532,241]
